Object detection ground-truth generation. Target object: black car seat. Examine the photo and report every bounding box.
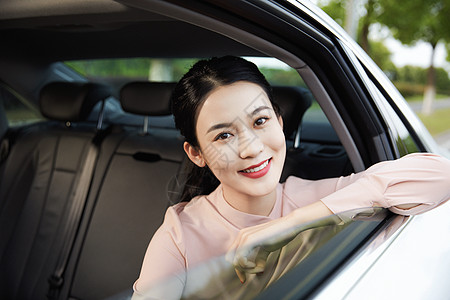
[0,82,111,300]
[60,82,185,300]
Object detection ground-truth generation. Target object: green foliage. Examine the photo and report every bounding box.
[65,58,152,78]
[368,40,395,71]
[65,58,199,81]
[391,66,450,96]
[393,66,427,83]
[64,58,306,88]
[435,68,450,94]
[377,0,450,46]
[171,59,198,81]
[393,81,424,98]
[317,0,346,26]
[259,67,306,86]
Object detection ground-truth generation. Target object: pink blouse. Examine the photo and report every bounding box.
[133,153,450,299]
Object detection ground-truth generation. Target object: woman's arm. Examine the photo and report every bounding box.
[227,153,450,282]
[132,212,187,300]
[320,153,450,215]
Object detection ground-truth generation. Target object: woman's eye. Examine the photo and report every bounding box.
[215,132,232,141]
[254,117,268,127]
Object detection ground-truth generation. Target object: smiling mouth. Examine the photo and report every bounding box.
[240,159,270,173]
[239,158,272,178]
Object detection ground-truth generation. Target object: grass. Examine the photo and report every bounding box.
[417,107,450,137]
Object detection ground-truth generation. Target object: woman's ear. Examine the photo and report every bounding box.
[184,142,206,167]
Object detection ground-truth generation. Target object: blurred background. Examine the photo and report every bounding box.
[314,0,450,151]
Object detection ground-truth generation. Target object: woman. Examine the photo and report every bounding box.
[133,56,450,299]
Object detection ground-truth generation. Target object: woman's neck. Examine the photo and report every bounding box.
[221,185,277,216]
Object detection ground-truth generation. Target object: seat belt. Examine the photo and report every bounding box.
[47,135,101,300]
[0,129,18,165]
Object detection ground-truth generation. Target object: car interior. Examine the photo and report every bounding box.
[0,1,399,299]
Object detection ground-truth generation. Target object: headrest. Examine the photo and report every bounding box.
[39,82,111,122]
[120,82,175,116]
[272,86,313,138]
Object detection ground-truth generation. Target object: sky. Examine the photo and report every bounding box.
[385,39,449,71]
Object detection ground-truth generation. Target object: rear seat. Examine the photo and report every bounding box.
[0,82,111,300]
[59,82,185,300]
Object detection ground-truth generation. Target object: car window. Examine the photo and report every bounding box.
[366,79,420,156]
[141,208,387,300]
[353,57,420,156]
[64,57,332,128]
[64,58,199,84]
[64,56,349,182]
[0,85,43,127]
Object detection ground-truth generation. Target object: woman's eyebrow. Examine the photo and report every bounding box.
[206,122,234,134]
[248,105,272,116]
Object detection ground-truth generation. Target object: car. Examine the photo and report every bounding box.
[0,0,449,299]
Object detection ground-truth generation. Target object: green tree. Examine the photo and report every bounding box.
[377,0,450,114]
[318,0,450,114]
[317,0,392,69]
[318,0,346,27]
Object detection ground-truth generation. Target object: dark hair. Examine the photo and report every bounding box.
[171,56,280,202]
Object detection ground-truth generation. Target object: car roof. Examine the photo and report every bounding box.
[0,0,263,61]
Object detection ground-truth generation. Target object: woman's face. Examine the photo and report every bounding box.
[192,81,286,200]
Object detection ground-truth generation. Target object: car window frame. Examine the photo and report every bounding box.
[115,1,411,299]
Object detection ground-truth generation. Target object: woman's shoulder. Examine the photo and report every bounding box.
[154,197,207,247]
[163,195,210,226]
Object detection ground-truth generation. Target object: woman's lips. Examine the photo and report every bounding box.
[239,159,271,179]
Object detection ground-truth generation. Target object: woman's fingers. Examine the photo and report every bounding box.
[234,246,269,274]
[235,268,246,283]
[237,256,256,269]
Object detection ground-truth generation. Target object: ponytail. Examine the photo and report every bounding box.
[179,161,220,202]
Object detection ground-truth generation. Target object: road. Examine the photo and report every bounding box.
[406,98,450,112]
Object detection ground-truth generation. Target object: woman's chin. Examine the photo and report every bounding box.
[240,177,279,197]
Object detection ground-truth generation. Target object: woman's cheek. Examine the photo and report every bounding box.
[205,144,237,175]
[263,125,286,151]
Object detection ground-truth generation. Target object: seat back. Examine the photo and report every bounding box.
[0,82,110,300]
[62,82,185,300]
[272,86,312,141]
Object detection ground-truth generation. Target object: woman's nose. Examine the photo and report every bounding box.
[238,130,264,159]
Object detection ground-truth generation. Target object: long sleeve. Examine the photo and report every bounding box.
[132,208,187,300]
[320,153,450,215]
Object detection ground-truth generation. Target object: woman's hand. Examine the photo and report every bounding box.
[226,201,336,283]
[226,217,298,282]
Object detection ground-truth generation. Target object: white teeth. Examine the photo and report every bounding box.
[242,159,269,173]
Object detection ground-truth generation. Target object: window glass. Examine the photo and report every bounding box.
[65,58,199,83]
[365,76,420,156]
[64,57,311,87]
[0,86,43,127]
[64,57,326,125]
[142,208,386,299]
[65,57,347,180]
[338,40,419,157]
